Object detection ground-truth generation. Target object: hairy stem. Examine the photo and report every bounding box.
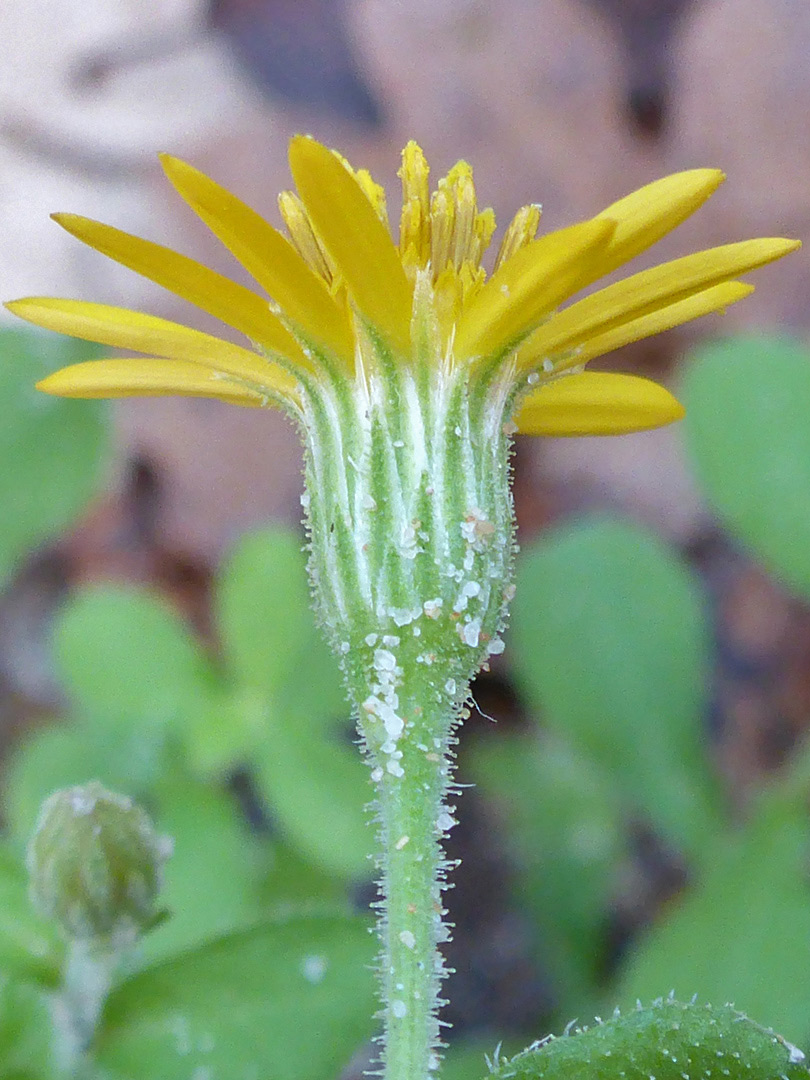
[368,693,455,1079]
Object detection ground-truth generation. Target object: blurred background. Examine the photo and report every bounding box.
[2,0,810,1073]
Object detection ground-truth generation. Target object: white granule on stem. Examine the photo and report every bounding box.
[458,618,481,647]
[374,648,398,672]
[423,598,443,619]
[391,605,422,626]
[452,580,481,613]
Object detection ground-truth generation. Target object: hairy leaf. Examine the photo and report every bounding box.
[489,1000,808,1080]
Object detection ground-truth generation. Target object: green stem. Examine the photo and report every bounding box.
[370,695,455,1080]
[53,939,117,1075]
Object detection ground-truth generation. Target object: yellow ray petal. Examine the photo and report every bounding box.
[519,281,753,371]
[574,281,753,365]
[588,169,725,280]
[289,135,413,354]
[517,237,800,370]
[515,371,684,436]
[6,297,296,395]
[37,358,269,406]
[453,219,616,362]
[52,214,306,366]
[158,155,355,367]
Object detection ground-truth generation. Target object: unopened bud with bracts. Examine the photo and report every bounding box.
[27,781,171,946]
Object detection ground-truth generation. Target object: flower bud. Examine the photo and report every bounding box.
[27,781,170,944]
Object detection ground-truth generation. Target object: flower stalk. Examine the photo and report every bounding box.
[55,939,118,1071]
[301,291,516,1077]
[372,696,454,1080]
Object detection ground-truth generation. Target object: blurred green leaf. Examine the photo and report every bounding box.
[0,976,58,1079]
[214,529,371,877]
[3,721,165,847]
[511,518,718,860]
[488,1000,808,1080]
[217,527,343,711]
[0,329,107,586]
[189,528,348,776]
[54,585,217,730]
[183,656,350,779]
[257,836,346,917]
[181,684,265,776]
[95,915,377,1080]
[0,843,60,986]
[253,691,372,880]
[137,774,264,966]
[469,731,625,1014]
[683,335,810,598]
[616,776,810,1044]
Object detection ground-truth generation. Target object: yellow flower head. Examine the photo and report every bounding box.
[6,136,798,437]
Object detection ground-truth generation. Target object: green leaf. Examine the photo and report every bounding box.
[53,585,217,730]
[95,915,377,1080]
[217,527,342,709]
[137,774,265,966]
[0,976,58,1079]
[198,528,348,775]
[468,731,625,1014]
[683,335,810,598]
[0,329,107,586]
[0,843,60,986]
[217,527,371,877]
[511,518,718,860]
[180,684,262,776]
[257,837,345,916]
[488,1000,808,1080]
[616,777,810,1044]
[3,721,165,847]
[252,693,373,880]
[211,528,370,876]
